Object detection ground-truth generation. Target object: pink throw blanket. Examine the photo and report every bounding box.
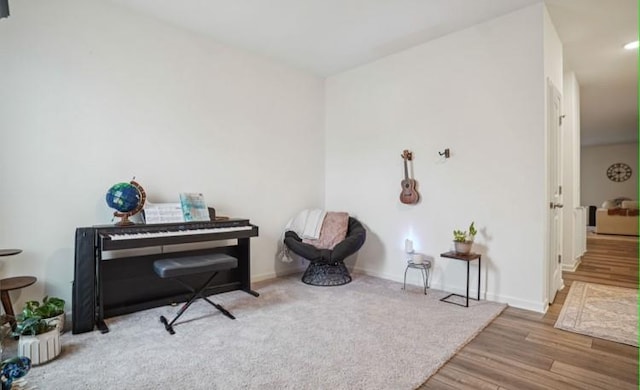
[303,212,349,250]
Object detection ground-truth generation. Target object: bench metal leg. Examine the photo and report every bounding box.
[160,271,235,335]
[202,296,235,320]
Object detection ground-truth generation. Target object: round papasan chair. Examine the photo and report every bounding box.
[283,217,366,286]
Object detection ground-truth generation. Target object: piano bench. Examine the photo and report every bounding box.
[153,254,238,335]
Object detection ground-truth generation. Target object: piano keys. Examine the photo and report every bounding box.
[99,220,257,250]
[72,218,259,334]
[105,225,253,240]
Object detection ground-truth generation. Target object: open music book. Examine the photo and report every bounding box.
[143,202,184,224]
[179,192,210,222]
[143,193,211,224]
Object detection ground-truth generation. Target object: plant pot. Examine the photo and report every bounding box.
[454,241,472,255]
[17,328,61,366]
[45,313,65,334]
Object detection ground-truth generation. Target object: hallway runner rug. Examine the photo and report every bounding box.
[555,281,638,347]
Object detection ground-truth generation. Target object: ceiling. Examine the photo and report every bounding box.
[545,0,637,146]
[109,0,637,146]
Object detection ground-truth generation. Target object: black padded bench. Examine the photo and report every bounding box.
[153,253,238,335]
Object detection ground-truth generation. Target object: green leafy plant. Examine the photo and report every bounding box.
[23,296,65,319]
[11,296,65,337]
[453,222,477,243]
[12,316,55,336]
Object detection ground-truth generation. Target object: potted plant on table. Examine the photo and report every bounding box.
[22,296,65,333]
[453,221,477,255]
[13,306,61,365]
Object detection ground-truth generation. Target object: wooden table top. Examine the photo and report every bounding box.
[0,276,37,292]
[440,251,481,261]
[0,249,22,257]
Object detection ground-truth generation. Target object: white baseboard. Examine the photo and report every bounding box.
[352,266,404,284]
[352,266,548,313]
[562,257,582,272]
[428,284,548,313]
[255,265,549,313]
[252,265,304,283]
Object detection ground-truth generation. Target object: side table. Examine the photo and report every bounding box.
[402,260,431,295]
[439,251,481,307]
[0,249,36,329]
[0,276,37,330]
[0,251,37,330]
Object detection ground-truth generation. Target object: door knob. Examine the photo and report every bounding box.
[549,202,564,209]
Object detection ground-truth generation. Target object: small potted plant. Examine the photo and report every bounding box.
[23,296,65,333]
[453,221,477,254]
[13,310,61,366]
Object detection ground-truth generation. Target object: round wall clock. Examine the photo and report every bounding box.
[606,162,632,182]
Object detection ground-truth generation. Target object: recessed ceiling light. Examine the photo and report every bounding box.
[623,40,639,50]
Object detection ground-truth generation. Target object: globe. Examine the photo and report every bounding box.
[105,180,146,225]
[106,182,141,212]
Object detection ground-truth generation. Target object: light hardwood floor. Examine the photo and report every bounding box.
[419,235,639,390]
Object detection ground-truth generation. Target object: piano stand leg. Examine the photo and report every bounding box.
[97,319,109,334]
[244,289,260,297]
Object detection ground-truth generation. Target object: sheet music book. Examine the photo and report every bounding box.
[179,193,211,222]
[143,202,185,224]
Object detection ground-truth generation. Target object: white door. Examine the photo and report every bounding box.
[548,80,563,304]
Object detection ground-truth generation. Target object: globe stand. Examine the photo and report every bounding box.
[113,211,136,226]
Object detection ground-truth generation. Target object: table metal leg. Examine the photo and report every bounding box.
[439,256,480,308]
[403,263,430,295]
[477,256,481,301]
[465,260,470,307]
[403,266,408,290]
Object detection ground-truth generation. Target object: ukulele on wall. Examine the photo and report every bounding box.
[400,149,420,204]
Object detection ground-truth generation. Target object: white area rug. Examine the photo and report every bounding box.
[19,275,505,389]
[555,281,638,347]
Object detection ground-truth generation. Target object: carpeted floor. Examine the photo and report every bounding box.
[13,274,505,389]
[555,281,638,347]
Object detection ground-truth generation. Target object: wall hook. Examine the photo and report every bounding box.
[438,148,450,158]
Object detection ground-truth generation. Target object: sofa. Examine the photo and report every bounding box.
[595,200,639,236]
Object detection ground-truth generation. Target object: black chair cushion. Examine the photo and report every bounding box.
[154,254,238,278]
[284,217,366,264]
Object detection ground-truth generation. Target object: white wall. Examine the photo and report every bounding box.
[561,72,582,271]
[564,73,581,208]
[543,9,563,94]
[0,1,565,315]
[0,0,324,308]
[581,143,639,207]
[325,4,550,311]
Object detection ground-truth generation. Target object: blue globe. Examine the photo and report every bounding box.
[1,356,31,389]
[106,182,142,213]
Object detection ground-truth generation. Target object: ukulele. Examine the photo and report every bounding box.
[400,150,419,205]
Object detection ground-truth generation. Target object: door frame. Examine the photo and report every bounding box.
[547,78,564,305]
